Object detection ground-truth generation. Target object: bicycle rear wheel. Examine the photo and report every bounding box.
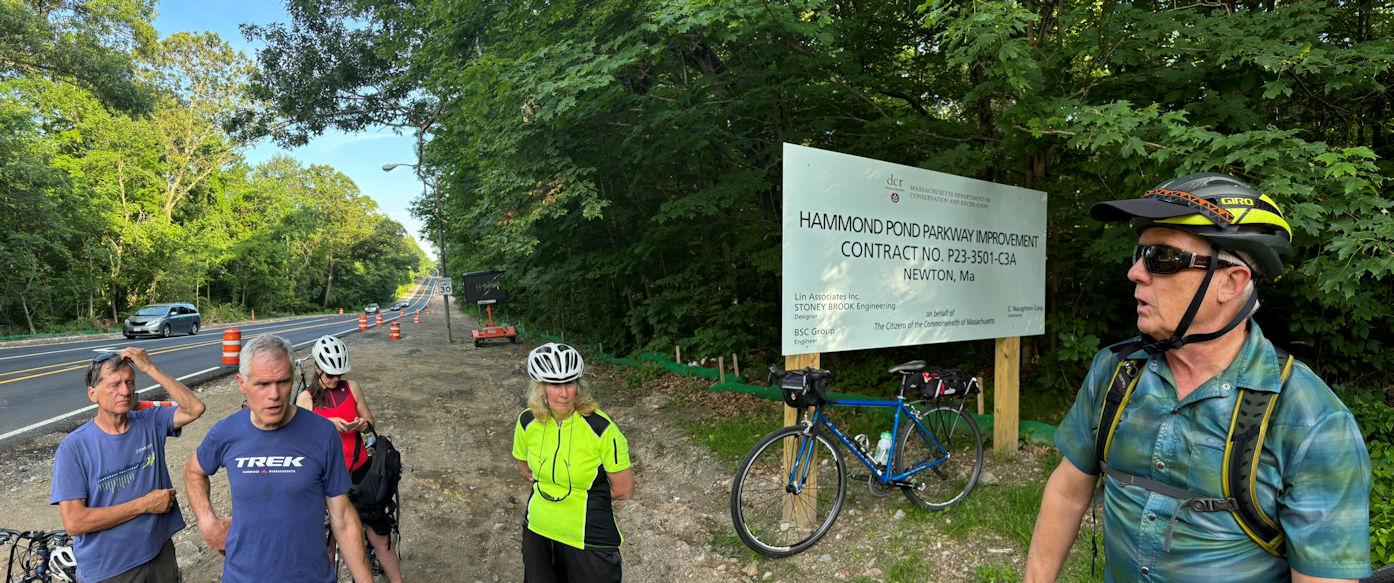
[729,425,847,557]
[895,405,983,510]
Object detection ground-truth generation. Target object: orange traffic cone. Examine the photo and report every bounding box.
[221,328,241,366]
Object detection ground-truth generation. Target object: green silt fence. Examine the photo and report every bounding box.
[517,326,1053,444]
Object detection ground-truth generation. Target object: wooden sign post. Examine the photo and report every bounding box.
[994,337,1020,453]
[783,352,820,527]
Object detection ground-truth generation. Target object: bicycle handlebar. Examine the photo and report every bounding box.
[0,530,64,541]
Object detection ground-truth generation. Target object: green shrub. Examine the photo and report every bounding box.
[0,318,115,339]
[1349,390,1394,566]
[198,303,250,324]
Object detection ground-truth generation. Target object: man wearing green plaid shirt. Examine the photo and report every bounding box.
[1025,173,1371,582]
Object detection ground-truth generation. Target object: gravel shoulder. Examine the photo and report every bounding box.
[0,296,1089,583]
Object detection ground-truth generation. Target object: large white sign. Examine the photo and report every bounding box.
[782,144,1046,355]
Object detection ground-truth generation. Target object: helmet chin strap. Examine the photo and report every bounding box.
[1139,243,1259,355]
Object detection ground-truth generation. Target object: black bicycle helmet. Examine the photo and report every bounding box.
[1091,172,1293,280]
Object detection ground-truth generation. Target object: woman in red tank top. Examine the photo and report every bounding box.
[305,375,370,471]
[296,335,403,583]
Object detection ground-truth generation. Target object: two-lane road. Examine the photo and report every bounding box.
[0,278,440,445]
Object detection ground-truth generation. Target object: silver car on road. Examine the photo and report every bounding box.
[123,303,201,339]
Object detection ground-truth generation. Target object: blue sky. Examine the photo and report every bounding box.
[153,0,434,257]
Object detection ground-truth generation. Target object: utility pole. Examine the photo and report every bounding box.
[383,122,453,343]
[417,126,453,344]
[427,170,453,344]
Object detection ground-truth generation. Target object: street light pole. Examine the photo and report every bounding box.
[427,171,453,344]
[383,149,453,343]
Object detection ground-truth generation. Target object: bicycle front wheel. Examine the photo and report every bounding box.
[729,425,847,557]
[896,405,983,510]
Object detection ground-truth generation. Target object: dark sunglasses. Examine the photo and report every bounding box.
[1133,244,1242,275]
[92,352,123,365]
[534,459,573,502]
[85,352,130,387]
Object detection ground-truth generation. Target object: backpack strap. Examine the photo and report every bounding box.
[1095,354,1236,553]
[1222,347,1294,556]
[1095,357,1144,465]
[350,432,365,468]
[1095,345,1297,556]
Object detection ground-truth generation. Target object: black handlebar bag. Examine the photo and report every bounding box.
[772,369,831,408]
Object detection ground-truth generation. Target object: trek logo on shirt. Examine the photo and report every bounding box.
[234,456,305,474]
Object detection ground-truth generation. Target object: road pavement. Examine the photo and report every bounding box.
[0,279,440,446]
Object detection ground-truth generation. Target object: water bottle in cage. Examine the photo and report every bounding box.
[873,431,893,466]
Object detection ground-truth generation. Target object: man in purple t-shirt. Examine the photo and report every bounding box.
[50,347,207,583]
[184,334,372,583]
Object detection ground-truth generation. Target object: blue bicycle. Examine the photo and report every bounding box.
[1,529,75,583]
[729,361,984,557]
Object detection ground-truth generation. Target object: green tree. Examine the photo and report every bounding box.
[0,0,155,112]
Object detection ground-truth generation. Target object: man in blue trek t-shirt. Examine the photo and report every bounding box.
[184,334,372,583]
[50,347,206,583]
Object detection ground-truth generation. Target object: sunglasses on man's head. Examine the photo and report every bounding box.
[92,352,123,365]
[1132,244,1242,275]
[86,352,130,386]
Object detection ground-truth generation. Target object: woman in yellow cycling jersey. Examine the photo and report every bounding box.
[512,343,634,582]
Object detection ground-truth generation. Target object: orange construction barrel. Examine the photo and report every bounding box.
[339,307,344,316]
[221,327,241,366]
[375,313,383,327]
[389,321,401,341]
[413,312,421,324]
[358,314,368,331]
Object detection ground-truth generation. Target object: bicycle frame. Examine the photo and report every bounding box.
[787,396,953,490]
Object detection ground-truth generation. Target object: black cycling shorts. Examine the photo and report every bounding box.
[521,527,621,583]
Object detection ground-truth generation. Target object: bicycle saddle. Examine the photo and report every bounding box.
[887,360,926,374]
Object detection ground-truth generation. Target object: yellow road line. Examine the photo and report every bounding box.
[0,341,221,378]
[0,317,370,386]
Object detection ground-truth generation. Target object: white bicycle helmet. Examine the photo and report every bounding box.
[527,343,584,383]
[49,544,76,582]
[312,335,351,375]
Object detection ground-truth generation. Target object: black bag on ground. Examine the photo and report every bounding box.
[351,433,402,520]
[917,369,977,399]
[771,367,832,408]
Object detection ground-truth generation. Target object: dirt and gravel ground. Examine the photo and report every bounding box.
[0,295,1074,582]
